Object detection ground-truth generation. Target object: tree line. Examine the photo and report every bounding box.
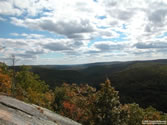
[0,63,167,125]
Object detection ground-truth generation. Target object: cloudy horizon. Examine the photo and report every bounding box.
[0,0,167,65]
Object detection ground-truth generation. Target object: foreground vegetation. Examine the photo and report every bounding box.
[1,63,167,125]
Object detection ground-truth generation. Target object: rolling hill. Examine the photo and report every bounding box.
[12,59,167,112]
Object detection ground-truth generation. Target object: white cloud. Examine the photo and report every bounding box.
[0,0,22,16]
[134,40,167,49]
[0,36,88,64]
[93,41,128,51]
[10,33,45,39]
[1,0,167,64]
[11,17,97,39]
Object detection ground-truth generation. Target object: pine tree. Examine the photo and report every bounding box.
[92,79,121,125]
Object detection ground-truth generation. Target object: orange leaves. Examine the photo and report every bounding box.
[63,101,75,112]
[62,101,85,121]
[62,101,77,120]
[53,83,97,123]
[0,69,11,95]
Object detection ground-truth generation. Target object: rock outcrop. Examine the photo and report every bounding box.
[0,95,81,125]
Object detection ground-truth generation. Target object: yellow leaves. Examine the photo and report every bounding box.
[44,91,55,109]
[45,91,54,104]
[24,88,54,109]
[0,69,11,95]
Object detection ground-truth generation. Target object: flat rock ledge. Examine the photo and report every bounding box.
[0,95,81,125]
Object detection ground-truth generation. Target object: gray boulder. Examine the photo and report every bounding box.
[0,95,82,125]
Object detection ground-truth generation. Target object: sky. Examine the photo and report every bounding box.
[0,0,167,65]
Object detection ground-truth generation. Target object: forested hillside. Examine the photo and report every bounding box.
[23,59,167,112]
[4,59,167,124]
[110,63,167,112]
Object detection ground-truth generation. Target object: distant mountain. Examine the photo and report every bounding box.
[31,59,167,70]
[29,59,167,86]
[11,59,167,112]
[12,59,167,86]
[33,61,122,70]
[29,61,134,87]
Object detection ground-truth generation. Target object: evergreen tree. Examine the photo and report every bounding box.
[92,79,121,125]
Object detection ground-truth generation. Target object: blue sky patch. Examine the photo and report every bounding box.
[40,52,64,58]
[96,16,107,20]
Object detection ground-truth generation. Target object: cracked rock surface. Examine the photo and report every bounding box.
[0,95,81,125]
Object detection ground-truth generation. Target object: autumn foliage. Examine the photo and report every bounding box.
[53,83,96,123]
[14,66,54,109]
[0,65,11,95]
[0,63,166,125]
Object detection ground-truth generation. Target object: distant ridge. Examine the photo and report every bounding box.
[27,59,167,70]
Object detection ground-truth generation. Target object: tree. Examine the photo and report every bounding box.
[15,66,54,109]
[53,83,96,124]
[53,84,68,112]
[120,103,144,125]
[143,106,167,121]
[0,68,11,95]
[11,54,17,95]
[92,79,121,125]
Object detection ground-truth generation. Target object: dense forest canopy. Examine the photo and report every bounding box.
[1,60,167,124]
[18,59,167,113]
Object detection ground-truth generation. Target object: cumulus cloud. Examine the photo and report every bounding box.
[43,42,72,51]
[10,33,45,39]
[1,0,167,64]
[148,9,167,26]
[94,42,126,51]
[135,41,167,49]
[11,17,96,39]
[0,0,22,16]
[85,41,129,57]
[0,36,87,64]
